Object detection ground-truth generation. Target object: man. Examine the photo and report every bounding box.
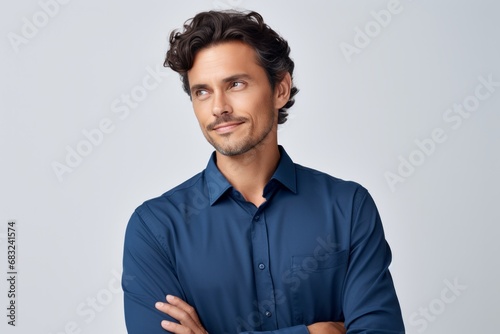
[122,10,405,334]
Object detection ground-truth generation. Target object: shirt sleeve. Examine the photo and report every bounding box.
[122,208,186,334]
[342,187,405,334]
[239,324,309,334]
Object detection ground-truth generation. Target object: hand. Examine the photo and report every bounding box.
[307,321,345,334]
[155,295,207,334]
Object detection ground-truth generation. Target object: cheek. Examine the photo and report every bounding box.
[238,91,273,113]
[257,96,277,119]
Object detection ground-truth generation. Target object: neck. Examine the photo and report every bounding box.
[215,142,280,207]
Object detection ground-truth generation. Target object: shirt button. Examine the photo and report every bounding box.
[258,263,265,270]
[265,311,272,317]
[254,215,260,221]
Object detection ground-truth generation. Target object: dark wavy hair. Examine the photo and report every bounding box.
[164,10,298,124]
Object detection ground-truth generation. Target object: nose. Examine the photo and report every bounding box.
[212,91,233,117]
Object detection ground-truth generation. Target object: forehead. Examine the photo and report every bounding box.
[187,41,263,85]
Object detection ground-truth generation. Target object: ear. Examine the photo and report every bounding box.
[274,72,292,110]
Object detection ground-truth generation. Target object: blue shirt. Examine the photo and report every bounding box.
[122,147,404,334]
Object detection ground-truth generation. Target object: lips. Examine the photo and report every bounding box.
[207,115,247,134]
[213,122,244,134]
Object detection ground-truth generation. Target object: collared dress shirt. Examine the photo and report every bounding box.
[122,147,405,334]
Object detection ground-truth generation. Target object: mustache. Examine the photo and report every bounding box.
[206,115,247,131]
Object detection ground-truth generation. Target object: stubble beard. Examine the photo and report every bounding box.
[204,111,276,157]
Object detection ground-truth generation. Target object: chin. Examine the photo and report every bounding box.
[213,141,255,157]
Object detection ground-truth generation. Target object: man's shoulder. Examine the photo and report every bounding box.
[143,170,205,204]
[294,163,365,193]
[134,170,206,216]
[161,170,206,198]
[293,163,372,214]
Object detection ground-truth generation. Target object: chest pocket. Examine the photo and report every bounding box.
[289,249,349,325]
[291,249,348,271]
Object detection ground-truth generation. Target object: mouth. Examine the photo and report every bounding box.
[212,121,244,134]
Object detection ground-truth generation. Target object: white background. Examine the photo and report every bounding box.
[1,0,499,333]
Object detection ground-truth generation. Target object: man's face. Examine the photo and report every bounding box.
[187,41,282,156]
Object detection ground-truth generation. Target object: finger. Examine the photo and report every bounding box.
[166,295,203,326]
[155,301,202,331]
[161,319,192,334]
[331,321,344,327]
[330,321,346,333]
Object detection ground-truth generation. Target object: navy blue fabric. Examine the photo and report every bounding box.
[122,147,404,334]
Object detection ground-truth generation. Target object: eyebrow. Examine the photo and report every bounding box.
[190,73,253,94]
[222,73,252,83]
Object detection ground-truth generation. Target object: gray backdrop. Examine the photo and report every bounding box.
[1,0,499,333]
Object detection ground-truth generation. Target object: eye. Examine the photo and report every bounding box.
[194,89,209,100]
[230,81,245,90]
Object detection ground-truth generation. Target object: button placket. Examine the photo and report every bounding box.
[250,210,277,329]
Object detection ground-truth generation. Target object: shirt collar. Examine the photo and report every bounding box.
[204,145,297,206]
[271,146,297,194]
[204,152,233,206]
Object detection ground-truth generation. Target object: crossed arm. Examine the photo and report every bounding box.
[124,189,404,333]
[154,294,346,334]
